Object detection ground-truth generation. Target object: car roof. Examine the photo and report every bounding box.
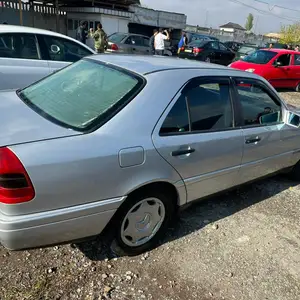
[261,48,299,54]
[0,25,95,52]
[89,54,256,76]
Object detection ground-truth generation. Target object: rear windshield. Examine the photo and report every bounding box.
[239,46,257,54]
[18,59,144,131]
[108,33,127,43]
[242,50,277,64]
[188,40,207,48]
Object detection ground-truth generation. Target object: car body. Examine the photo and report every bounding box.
[1,55,300,255]
[230,49,300,90]
[107,32,150,55]
[179,39,235,65]
[224,41,243,52]
[0,25,95,90]
[233,44,260,61]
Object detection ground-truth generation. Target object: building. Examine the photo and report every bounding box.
[219,22,246,36]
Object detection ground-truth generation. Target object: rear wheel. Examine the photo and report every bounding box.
[205,57,211,63]
[111,190,175,256]
[289,161,300,180]
[296,83,300,92]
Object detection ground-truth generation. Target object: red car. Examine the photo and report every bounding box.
[229,49,300,91]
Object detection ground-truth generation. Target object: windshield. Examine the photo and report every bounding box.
[239,46,257,54]
[242,50,277,64]
[108,33,127,43]
[18,59,144,131]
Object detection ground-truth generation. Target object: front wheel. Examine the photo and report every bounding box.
[296,83,300,92]
[111,190,175,256]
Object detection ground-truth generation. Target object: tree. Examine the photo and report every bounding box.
[280,23,300,44]
[245,13,254,32]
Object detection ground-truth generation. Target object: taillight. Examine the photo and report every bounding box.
[181,47,185,51]
[193,47,203,54]
[111,44,119,51]
[0,147,35,204]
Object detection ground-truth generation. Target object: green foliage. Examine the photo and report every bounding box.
[245,13,254,31]
[280,23,300,44]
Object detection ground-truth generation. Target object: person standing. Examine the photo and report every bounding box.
[154,28,170,56]
[76,21,87,44]
[90,23,107,53]
[149,29,158,55]
[177,31,188,54]
[295,45,300,52]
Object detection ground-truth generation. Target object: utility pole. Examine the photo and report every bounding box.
[204,10,208,27]
[18,0,23,25]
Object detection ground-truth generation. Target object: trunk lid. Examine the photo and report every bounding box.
[0,90,81,146]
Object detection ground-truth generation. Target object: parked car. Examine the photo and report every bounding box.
[229,49,300,91]
[1,55,300,255]
[224,41,243,52]
[107,32,150,55]
[179,39,235,65]
[233,44,260,61]
[0,25,95,90]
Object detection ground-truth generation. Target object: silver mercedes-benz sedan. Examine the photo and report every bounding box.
[1,55,300,256]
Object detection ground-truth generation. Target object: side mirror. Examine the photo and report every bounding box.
[287,112,300,128]
[50,44,60,54]
[274,61,282,67]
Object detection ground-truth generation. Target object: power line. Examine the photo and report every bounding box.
[228,0,300,22]
[252,0,300,13]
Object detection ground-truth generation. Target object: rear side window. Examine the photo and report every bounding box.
[294,54,300,66]
[108,33,127,43]
[18,59,144,131]
[0,33,39,59]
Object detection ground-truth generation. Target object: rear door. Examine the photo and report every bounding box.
[127,35,148,55]
[232,78,293,184]
[37,34,94,73]
[0,33,50,90]
[290,54,300,88]
[206,41,221,64]
[153,76,244,202]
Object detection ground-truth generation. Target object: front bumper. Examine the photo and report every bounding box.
[0,197,125,250]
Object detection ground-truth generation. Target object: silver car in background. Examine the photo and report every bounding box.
[0,25,95,90]
[107,32,150,55]
[1,55,300,256]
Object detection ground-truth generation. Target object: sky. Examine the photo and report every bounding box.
[140,0,300,34]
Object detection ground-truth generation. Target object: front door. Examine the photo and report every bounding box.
[290,54,300,89]
[232,78,293,184]
[0,33,50,90]
[152,77,244,202]
[268,53,294,88]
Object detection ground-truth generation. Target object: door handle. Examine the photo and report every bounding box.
[245,136,261,144]
[172,148,195,157]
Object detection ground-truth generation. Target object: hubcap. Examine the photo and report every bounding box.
[206,57,210,63]
[121,198,166,247]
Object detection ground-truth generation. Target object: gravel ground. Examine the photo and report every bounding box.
[1,92,300,300]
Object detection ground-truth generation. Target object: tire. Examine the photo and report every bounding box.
[289,161,300,180]
[110,189,175,256]
[296,83,300,92]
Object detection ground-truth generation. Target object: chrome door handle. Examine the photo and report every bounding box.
[245,137,261,144]
[172,148,195,156]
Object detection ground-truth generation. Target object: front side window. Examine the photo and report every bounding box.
[243,50,277,64]
[40,35,92,62]
[18,59,144,131]
[0,33,39,60]
[234,79,282,126]
[276,54,291,66]
[160,78,233,135]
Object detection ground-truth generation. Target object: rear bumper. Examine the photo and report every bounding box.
[0,197,125,250]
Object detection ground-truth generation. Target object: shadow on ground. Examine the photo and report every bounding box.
[76,175,297,261]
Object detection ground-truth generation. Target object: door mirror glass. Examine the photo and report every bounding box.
[259,111,280,125]
[51,44,60,54]
[275,61,282,67]
[288,112,300,128]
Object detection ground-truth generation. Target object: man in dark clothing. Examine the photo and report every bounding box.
[149,29,158,55]
[76,21,87,44]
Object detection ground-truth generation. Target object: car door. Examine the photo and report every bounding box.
[152,77,244,202]
[128,35,147,55]
[219,42,234,65]
[290,54,300,88]
[37,34,94,73]
[204,41,220,64]
[268,53,294,88]
[232,77,294,184]
[0,33,50,90]
[141,36,151,55]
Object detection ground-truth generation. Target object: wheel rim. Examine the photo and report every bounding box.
[205,57,210,63]
[120,198,166,247]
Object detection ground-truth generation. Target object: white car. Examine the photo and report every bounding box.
[0,25,95,90]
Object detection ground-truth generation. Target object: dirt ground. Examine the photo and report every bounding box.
[1,92,300,300]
